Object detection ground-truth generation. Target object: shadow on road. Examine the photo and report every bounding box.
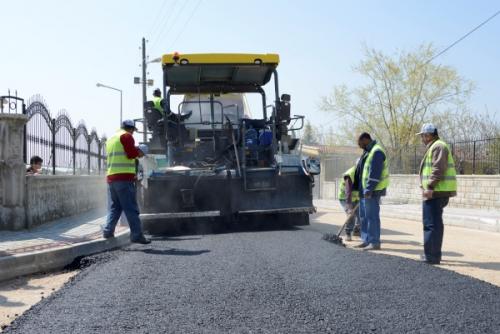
[0,295,25,307]
[124,248,210,256]
[380,247,463,257]
[441,260,500,271]
[149,236,203,242]
[309,222,412,237]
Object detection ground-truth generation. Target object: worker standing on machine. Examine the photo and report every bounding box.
[152,88,165,116]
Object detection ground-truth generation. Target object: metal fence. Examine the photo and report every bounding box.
[391,138,500,175]
[322,137,500,180]
[1,93,107,175]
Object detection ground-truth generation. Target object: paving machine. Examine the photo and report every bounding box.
[137,53,320,231]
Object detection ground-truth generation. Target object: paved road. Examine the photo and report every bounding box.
[4,219,500,333]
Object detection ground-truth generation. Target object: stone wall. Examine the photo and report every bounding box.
[25,176,107,228]
[318,175,500,211]
[385,175,500,210]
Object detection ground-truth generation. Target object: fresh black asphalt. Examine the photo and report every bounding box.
[4,220,500,333]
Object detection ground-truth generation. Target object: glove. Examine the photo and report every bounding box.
[138,144,149,155]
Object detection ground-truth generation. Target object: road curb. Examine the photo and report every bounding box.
[0,230,130,283]
[315,205,500,233]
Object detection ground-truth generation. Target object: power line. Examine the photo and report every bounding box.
[426,9,500,64]
[147,0,171,38]
[149,0,180,50]
[168,0,203,50]
[150,0,190,52]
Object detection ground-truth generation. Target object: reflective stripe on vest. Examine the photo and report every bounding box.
[421,139,457,192]
[338,166,360,201]
[106,130,136,176]
[362,143,389,191]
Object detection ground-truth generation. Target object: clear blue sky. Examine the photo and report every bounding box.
[1,0,499,139]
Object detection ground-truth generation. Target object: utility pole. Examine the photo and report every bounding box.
[141,37,148,143]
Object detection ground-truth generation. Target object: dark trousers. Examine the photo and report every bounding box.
[422,197,449,262]
[104,181,143,240]
[360,195,381,245]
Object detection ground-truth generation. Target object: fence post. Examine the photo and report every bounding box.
[414,146,417,174]
[87,141,91,175]
[72,128,76,175]
[472,140,476,174]
[51,118,56,175]
[22,102,27,164]
[97,142,102,175]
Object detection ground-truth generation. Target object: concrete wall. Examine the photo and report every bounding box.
[385,175,500,210]
[317,174,500,211]
[25,176,107,228]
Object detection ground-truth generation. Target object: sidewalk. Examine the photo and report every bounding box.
[0,210,130,282]
[313,199,500,287]
[315,199,500,232]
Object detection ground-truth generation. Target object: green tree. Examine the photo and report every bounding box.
[301,120,319,145]
[319,44,474,161]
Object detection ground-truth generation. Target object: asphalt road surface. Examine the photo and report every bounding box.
[4,220,500,333]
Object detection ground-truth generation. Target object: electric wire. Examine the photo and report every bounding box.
[168,0,203,50]
[150,0,190,53]
[425,9,500,64]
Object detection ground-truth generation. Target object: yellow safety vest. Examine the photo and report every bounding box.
[106,130,136,176]
[338,166,360,201]
[362,143,389,191]
[421,139,457,192]
[153,97,164,115]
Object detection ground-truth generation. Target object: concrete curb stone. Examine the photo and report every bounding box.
[0,230,130,282]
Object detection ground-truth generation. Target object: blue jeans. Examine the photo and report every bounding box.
[360,195,381,245]
[104,181,143,240]
[339,200,360,234]
[423,197,449,262]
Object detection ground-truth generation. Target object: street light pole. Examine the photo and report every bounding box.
[96,83,123,126]
[141,37,148,143]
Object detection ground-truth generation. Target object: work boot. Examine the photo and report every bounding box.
[131,235,151,244]
[354,242,369,248]
[103,232,115,239]
[345,234,352,242]
[363,243,381,251]
[419,255,440,265]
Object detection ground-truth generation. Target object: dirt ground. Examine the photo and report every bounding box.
[0,271,77,331]
[314,207,500,287]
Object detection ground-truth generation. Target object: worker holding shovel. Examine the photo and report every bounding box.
[338,162,361,241]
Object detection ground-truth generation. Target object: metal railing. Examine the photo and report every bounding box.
[1,93,107,175]
[390,138,500,175]
[321,137,500,178]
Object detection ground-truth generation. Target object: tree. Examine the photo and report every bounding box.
[301,120,319,145]
[319,44,474,160]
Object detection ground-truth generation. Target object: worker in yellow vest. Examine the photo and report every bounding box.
[103,120,151,244]
[417,124,457,265]
[355,133,389,251]
[152,88,164,116]
[338,163,361,241]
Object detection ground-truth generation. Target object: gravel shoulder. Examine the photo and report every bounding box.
[0,271,77,331]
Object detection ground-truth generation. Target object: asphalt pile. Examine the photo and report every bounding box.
[4,224,500,333]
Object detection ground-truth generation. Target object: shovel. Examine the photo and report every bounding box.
[322,203,360,246]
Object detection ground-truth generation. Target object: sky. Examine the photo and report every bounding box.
[1,0,499,140]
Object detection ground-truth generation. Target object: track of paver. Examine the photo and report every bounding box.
[4,222,500,334]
